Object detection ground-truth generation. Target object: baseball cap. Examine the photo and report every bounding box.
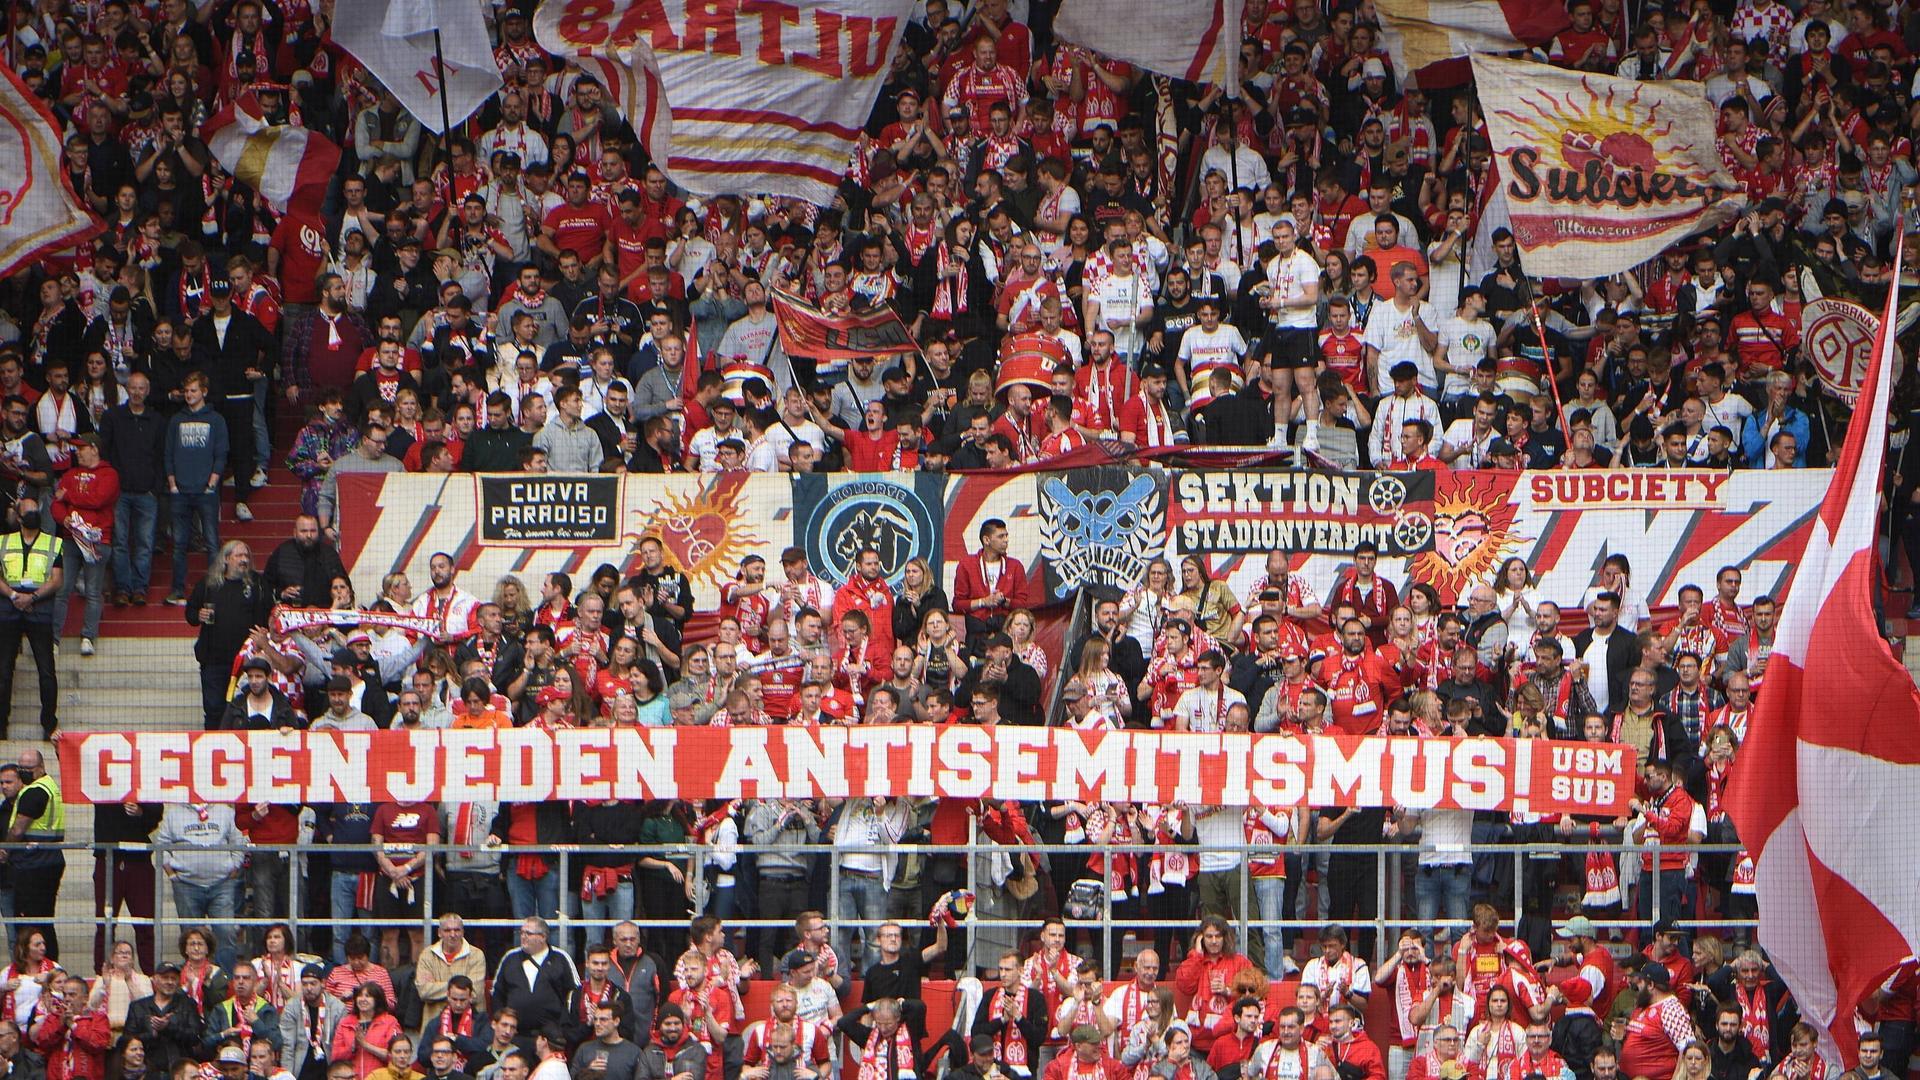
[1557,915,1598,939]
[155,961,182,975]
[345,629,373,645]
[782,949,816,972]
[301,964,328,981]
[330,647,358,667]
[208,278,232,297]
[1362,57,1388,78]
[241,656,271,674]
[1639,964,1671,990]
[1488,438,1519,457]
[218,1047,248,1066]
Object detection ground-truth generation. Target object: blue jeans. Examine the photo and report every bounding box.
[330,870,372,964]
[1253,876,1288,975]
[1640,867,1690,936]
[172,875,241,970]
[507,868,560,923]
[170,491,220,593]
[834,871,887,971]
[1414,864,1473,937]
[54,545,105,641]
[579,879,634,956]
[113,492,157,595]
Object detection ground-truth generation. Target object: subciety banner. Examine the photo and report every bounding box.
[1471,55,1743,279]
[57,727,1635,815]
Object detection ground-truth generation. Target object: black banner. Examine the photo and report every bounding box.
[478,475,622,544]
[1169,469,1436,557]
[1037,467,1166,601]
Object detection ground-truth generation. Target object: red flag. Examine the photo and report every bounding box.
[1725,231,1920,1068]
[202,88,341,213]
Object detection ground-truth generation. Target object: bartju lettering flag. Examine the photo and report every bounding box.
[1469,55,1743,279]
[1726,234,1920,1068]
[1054,0,1243,90]
[202,87,342,213]
[331,0,502,134]
[0,64,101,278]
[536,0,915,204]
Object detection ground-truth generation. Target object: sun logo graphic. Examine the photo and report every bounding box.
[1408,474,1529,602]
[623,476,764,589]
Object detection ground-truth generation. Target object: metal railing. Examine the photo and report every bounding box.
[22,831,1737,973]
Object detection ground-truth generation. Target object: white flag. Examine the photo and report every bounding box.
[1055,0,1243,92]
[333,0,500,134]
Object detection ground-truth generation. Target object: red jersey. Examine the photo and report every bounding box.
[1727,309,1799,378]
[1316,650,1395,733]
[544,201,613,264]
[718,581,772,649]
[1619,996,1692,1080]
[1073,359,1138,433]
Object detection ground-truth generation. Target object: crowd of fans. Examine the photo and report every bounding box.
[0,0,1915,1077]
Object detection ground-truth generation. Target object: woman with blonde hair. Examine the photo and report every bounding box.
[1068,637,1130,729]
[1006,608,1049,681]
[1672,1042,1712,1080]
[1121,558,1178,657]
[893,557,949,647]
[89,941,150,1033]
[493,575,534,638]
[1119,987,1182,1080]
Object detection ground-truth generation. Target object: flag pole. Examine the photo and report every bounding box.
[432,28,453,142]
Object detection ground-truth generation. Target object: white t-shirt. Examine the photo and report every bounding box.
[1438,418,1497,469]
[1265,249,1322,330]
[1436,315,1494,399]
[1417,808,1475,868]
[1174,683,1247,734]
[1089,272,1153,350]
[1581,628,1616,715]
[1363,298,1439,395]
[1178,325,1249,386]
[764,418,828,462]
[1192,804,1246,872]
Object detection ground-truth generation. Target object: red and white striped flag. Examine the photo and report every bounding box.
[1726,231,1920,1069]
[576,43,671,182]
[202,88,341,213]
[0,64,101,276]
[1055,0,1242,90]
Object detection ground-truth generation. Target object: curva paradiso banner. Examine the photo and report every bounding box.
[55,727,1634,814]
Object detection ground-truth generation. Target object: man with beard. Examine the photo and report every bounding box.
[637,1007,706,1080]
[1070,595,1146,711]
[1318,618,1394,734]
[264,516,345,609]
[396,554,472,640]
[1619,966,1691,1080]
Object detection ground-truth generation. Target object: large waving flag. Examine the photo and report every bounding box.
[1469,55,1743,280]
[0,64,101,276]
[535,0,915,204]
[1054,0,1243,91]
[1379,0,1567,85]
[1726,231,1920,1069]
[332,0,502,134]
[202,88,341,213]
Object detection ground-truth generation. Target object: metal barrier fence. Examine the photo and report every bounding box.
[22,833,1742,973]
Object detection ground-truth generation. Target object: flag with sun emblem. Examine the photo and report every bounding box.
[1471,55,1744,280]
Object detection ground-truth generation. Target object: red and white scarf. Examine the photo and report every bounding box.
[857,1023,917,1080]
[990,985,1032,1074]
[1393,962,1430,1044]
[1736,982,1772,1060]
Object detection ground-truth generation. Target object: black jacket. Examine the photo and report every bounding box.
[220,688,301,731]
[489,946,580,1036]
[464,428,533,473]
[562,982,636,1048]
[264,537,346,608]
[1551,1010,1605,1080]
[1569,625,1642,716]
[121,993,204,1070]
[98,402,168,494]
[187,571,274,667]
[190,307,278,400]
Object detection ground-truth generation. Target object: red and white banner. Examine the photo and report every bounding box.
[577,45,672,181]
[771,287,919,362]
[1378,0,1567,84]
[1727,236,1920,1068]
[332,0,502,134]
[1055,0,1242,89]
[1470,55,1743,279]
[269,605,471,639]
[1800,296,1876,404]
[0,64,101,277]
[534,0,914,204]
[56,727,1633,813]
[202,88,342,213]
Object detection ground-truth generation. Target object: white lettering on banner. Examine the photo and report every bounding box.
[1174,471,1366,515]
[61,728,1632,814]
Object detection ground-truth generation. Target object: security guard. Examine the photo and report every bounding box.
[5,749,63,959]
[0,494,60,739]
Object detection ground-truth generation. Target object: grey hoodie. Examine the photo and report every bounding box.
[155,803,246,885]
